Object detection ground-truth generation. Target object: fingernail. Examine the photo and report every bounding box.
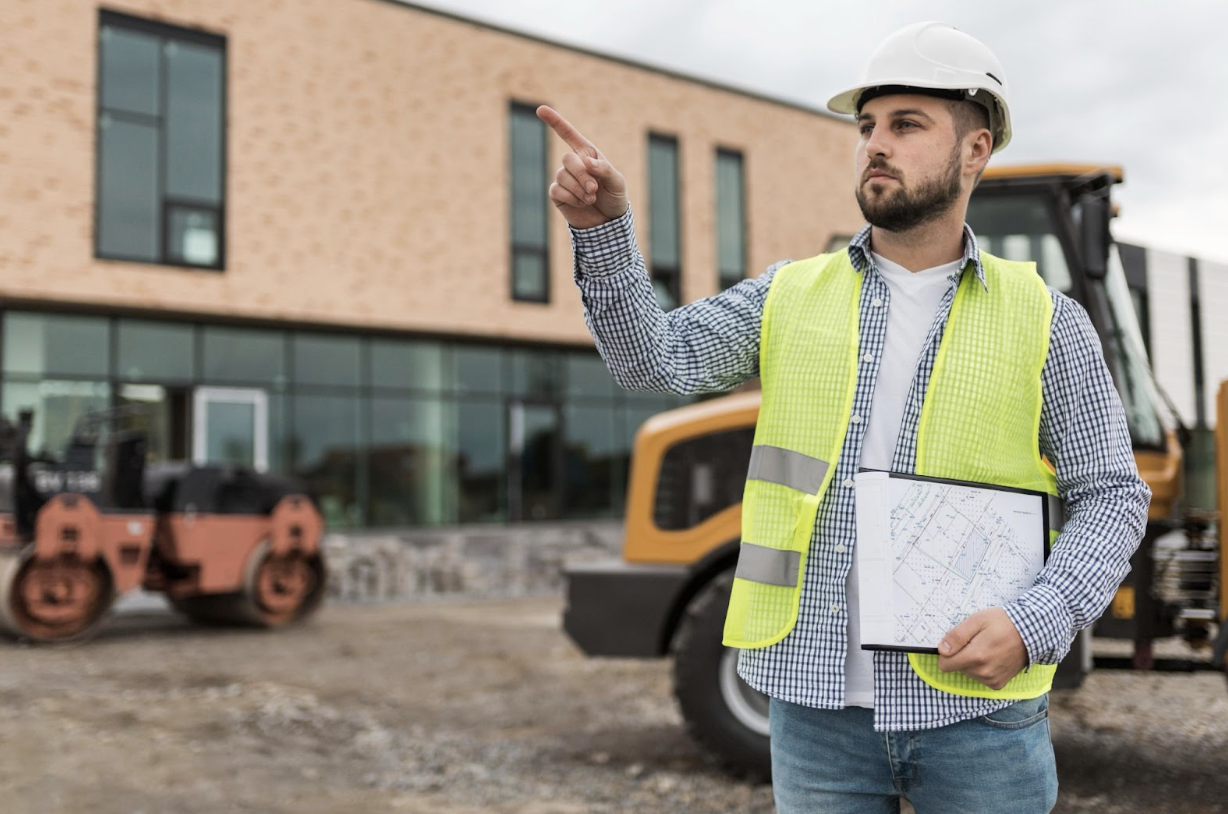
[586,182,597,192]
[939,641,950,654]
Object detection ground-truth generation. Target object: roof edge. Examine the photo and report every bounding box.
[369,0,849,124]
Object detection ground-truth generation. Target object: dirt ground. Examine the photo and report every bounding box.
[1,596,1225,814]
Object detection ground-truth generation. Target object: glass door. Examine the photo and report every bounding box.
[192,387,268,471]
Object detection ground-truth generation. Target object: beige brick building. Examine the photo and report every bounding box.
[0,0,863,529]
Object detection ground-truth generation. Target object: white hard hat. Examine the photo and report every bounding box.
[827,22,1012,152]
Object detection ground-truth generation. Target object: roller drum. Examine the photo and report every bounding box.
[0,547,114,642]
[168,541,326,629]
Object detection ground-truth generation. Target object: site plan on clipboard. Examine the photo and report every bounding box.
[853,471,1051,654]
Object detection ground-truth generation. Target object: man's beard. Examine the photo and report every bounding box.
[855,147,962,233]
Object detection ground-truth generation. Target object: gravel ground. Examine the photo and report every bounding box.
[1,596,1225,813]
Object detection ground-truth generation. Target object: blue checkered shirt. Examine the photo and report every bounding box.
[571,208,1150,732]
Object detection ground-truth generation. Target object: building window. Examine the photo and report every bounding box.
[716,148,745,290]
[648,134,682,310]
[96,11,226,269]
[510,103,549,302]
[292,392,363,528]
[1,313,112,460]
[653,427,754,530]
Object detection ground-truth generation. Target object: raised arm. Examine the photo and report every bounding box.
[539,106,773,395]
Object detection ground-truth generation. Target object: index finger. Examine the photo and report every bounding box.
[536,105,595,154]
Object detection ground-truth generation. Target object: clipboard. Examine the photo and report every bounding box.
[853,470,1051,654]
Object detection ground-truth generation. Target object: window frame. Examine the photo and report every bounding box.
[647,132,682,310]
[95,9,228,271]
[508,101,551,304]
[715,146,746,291]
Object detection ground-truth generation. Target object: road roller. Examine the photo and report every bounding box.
[0,409,326,642]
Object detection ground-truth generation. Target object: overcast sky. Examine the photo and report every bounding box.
[406,0,1228,264]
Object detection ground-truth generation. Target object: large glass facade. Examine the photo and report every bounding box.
[0,311,693,529]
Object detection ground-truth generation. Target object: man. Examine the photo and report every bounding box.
[539,21,1149,814]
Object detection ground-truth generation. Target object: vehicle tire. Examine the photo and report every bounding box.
[673,570,771,779]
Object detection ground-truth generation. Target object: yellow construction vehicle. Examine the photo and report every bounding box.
[563,165,1227,776]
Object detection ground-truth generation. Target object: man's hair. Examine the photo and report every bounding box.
[947,99,992,149]
[946,99,992,186]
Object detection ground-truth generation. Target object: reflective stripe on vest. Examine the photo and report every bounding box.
[722,252,862,649]
[734,542,801,587]
[748,445,831,494]
[723,249,1062,702]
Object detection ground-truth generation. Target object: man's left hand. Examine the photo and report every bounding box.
[937,608,1028,690]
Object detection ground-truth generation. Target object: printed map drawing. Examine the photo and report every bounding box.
[889,481,1043,647]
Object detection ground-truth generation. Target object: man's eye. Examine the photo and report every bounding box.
[897,121,918,130]
[859,124,874,135]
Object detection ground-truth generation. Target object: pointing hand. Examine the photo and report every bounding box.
[537,106,629,230]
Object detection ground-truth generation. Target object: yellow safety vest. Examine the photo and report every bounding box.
[723,249,1062,700]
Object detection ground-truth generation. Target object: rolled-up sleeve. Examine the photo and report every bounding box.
[571,207,783,395]
[1004,292,1152,665]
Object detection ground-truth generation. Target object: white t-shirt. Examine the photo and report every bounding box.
[843,251,962,708]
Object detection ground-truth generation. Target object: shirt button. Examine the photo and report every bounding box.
[872,297,884,307]
[843,478,854,488]
[862,352,873,363]
[830,604,841,615]
[850,414,862,424]
[836,543,847,554]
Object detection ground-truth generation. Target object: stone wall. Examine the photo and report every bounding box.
[321,521,624,602]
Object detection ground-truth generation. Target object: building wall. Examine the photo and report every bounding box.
[0,0,863,343]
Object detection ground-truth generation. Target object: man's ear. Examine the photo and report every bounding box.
[966,129,993,176]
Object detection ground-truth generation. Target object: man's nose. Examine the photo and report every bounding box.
[863,124,890,158]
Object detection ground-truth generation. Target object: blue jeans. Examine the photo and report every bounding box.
[770,696,1058,814]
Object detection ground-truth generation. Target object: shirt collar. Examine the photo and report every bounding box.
[845,223,988,291]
